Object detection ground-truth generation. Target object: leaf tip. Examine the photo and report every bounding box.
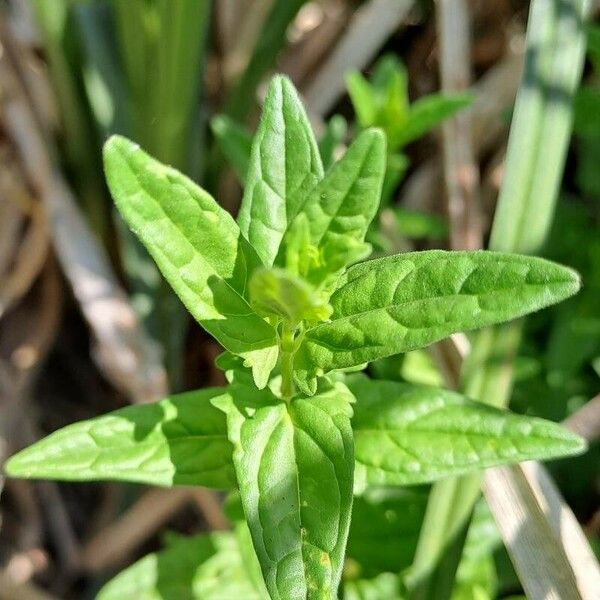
[4,449,33,479]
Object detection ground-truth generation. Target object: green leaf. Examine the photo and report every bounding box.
[97,531,267,600]
[394,207,448,240]
[210,115,253,184]
[249,268,332,326]
[348,375,586,487]
[344,573,404,600]
[218,382,355,600]
[293,251,581,393]
[346,71,377,127]
[5,387,235,489]
[393,93,472,149]
[103,135,278,388]
[237,75,323,267]
[286,128,385,271]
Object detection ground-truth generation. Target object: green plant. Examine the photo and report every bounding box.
[346,54,471,208]
[5,76,586,599]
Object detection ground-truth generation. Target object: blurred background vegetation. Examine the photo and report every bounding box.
[0,0,598,598]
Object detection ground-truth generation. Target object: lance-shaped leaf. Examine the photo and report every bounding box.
[289,128,385,264]
[98,531,267,600]
[348,376,586,487]
[103,135,278,388]
[5,388,235,489]
[217,383,354,600]
[237,76,323,267]
[294,251,580,394]
[393,93,472,149]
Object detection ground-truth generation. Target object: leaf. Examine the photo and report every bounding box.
[348,375,586,487]
[5,387,235,489]
[97,531,267,600]
[343,573,404,600]
[249,268,332,326]
[210,115,253,184]
[394,207,448,240]
[237,76,323,267]
[393,93,472,149]
[345,71,377,127]
[217,382,354,600]
[103,135,278,388]
[285,128,385,272]
[293,251,581,393]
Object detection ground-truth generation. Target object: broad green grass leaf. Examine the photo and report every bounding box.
[284,128,385,277]
[5,388,235,489]
[210,115,253,184]
[103,135,278,388]
[237,76,323,267]
[293,251,580,393]
[393,94,472,149]
[97,531,267,600]
[218,382,354,600]
[348,376,586,487]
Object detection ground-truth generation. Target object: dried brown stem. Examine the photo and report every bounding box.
[436,0,482,250]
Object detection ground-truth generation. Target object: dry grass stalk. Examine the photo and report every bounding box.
[436,0,482,250]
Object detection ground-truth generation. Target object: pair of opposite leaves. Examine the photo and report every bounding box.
[102,75,580,397]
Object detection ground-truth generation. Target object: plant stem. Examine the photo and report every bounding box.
[280,323,296,401]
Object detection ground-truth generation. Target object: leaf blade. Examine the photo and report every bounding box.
[103,135,278,387]
[97,531,267,600]
[349,376,586,487]
[220,383,354,600]
[294,251,580,392]
[237,76,323,267]
[297,128,386,253]
[5,387,235,489]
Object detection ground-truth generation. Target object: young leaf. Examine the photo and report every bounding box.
[249,268,332,326]
[237,75,323,267]
[5,388,235,489]
[392,93,473,149]
[103,135,278,388]
[217,382,354,600]
[293,251,581,393]
[345,71,377,127]
[298,128,385,248]
[97,531,267,600]
[348,375,586,487]
[275,129,385,288]
[210,114,253,184]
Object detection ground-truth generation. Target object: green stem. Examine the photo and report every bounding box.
[280,323,296,401]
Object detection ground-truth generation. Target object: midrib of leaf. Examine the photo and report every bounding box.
[326,281,567,326]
